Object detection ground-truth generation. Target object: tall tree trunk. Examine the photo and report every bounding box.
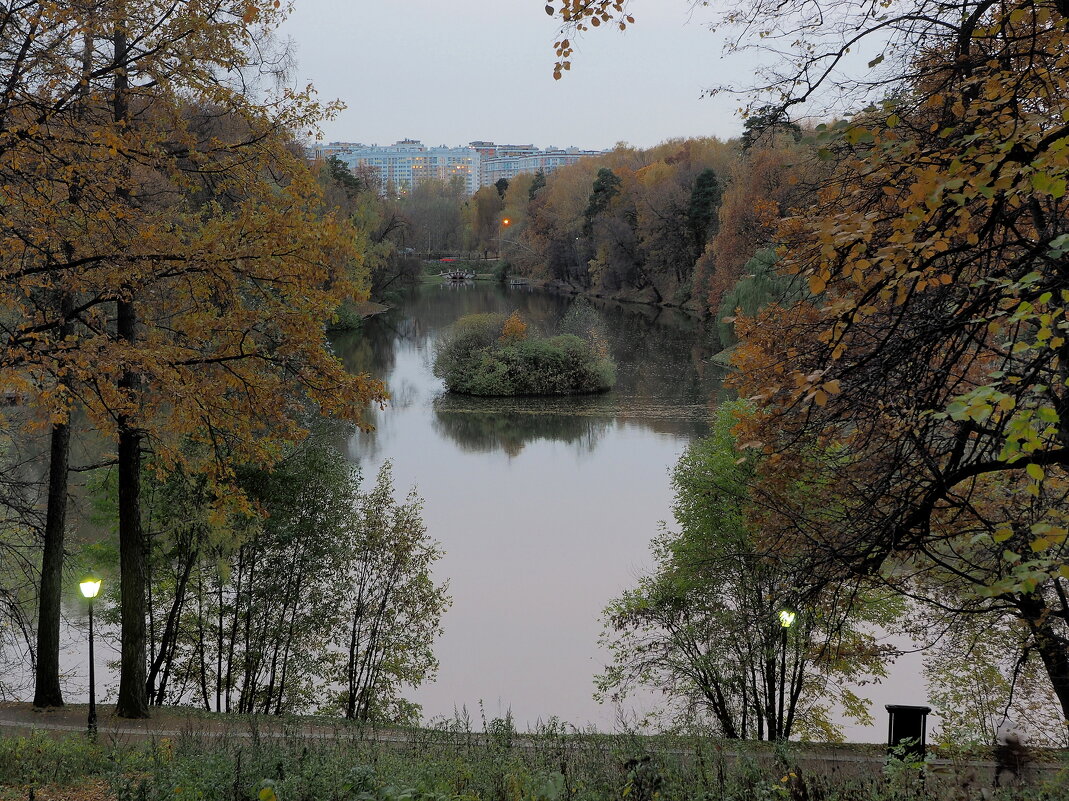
[273,613,299,716]
[33,7,90,703]
[196,570,211,710]
[112,7,148,719]
[32,419,70,707]
[225,548,246,713]
[147,545,195,704]
[345,609,361,719]
[238,549,259,714]
[116,403,148,716]
[1018,592,1069,723]
[764,637,777,741]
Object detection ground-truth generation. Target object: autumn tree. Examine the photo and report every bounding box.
[628,161,693,303]
[725,3,1069,722]
[509,140,735,309]
[693,141,814,314]
[399,177,467,253]
[598,403,891,740]
[0,1,385,716]
[499,311,529,344]
[318,158,410,302]
[550,0,1069,727]
[519,159,598,285]
[466,185,506,259]
[497,172,536,248]
[580,166,647,294]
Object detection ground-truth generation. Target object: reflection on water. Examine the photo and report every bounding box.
[332,283,723,457]
[329,283,725,728]
[433,399,612,457]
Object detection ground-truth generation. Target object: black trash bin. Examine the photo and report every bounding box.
[886,705,931,761]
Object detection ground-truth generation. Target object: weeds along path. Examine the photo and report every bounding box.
[3,702,1068,789]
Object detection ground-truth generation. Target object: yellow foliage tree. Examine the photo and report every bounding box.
[729,3,1069,724]
[552,0,1069,727]
[0,1,386,716]
[499,311,528,344]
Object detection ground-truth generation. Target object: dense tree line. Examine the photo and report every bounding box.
[340,131,812,331]
[378,132,814,338]
[504,140,737,311]
[0,0,447,722]
[556,0,1069,743]
[120,441,447,721]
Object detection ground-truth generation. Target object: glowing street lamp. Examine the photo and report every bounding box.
[777,607,796,739]
[498,218,512,257]
[80,577,101,736]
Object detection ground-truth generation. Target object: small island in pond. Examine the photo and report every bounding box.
[433,310,616,396]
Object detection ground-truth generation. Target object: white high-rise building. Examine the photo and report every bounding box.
[311,139,606,195]
[319,140,481,195]
[478,146,605,188]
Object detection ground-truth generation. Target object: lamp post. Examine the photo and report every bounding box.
[777,608,796,739]
[498,217,511,257]
[79,577,101,736]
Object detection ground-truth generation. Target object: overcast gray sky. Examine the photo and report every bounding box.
[278,0,749,150]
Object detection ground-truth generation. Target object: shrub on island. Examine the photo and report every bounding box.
[433,311,616,396]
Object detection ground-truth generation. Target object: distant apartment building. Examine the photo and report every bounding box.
[467,141,541,161]
[478,145,605,188]
[311,142,359,161]
[310,139,605,195]
[316,140,481,195]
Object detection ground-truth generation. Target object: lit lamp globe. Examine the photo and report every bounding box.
[80,579,101,600]
[778,609,796,628]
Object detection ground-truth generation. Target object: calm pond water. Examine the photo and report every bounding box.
[329,282,725,728]
[38,281,916,739]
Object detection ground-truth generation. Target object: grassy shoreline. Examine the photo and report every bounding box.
[2,706,1067,800]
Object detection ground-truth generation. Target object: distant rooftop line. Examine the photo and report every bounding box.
[310,139,608,194]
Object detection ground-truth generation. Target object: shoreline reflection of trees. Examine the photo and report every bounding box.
[432,396,612,457]
[354,285,724,399]
[333,284,725,456]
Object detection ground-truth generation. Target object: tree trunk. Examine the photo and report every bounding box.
[345,609,361,719]
[196,571,210,710]
[116,407,148,717]
[32,420,70,708]
[764,637,777,741]
[147,545,195,704]
[1018,592,1069,723]
[111,7,148,720]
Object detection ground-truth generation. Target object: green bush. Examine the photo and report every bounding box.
[0,731,115,786]
[433,314,615,396]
